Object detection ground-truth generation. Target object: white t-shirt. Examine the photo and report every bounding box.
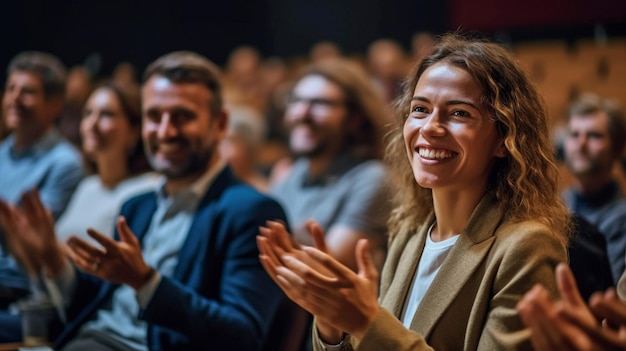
[402,223,460,328]
[55,172,161,244]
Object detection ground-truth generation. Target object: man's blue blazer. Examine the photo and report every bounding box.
[54,167,288,350]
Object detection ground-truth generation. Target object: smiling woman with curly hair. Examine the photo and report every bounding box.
[257,33,571,351]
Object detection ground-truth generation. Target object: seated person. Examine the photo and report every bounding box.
[0,51,288,351]
[55,82,159,245]
[258,33,570,350]
[0,51,84,305]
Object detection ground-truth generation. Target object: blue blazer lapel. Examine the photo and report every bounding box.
[115,192,158,243]
[173,167,239,280]
[101,192,157,299]
[134,200,157,243]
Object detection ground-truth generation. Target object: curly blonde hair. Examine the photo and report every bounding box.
[386,33,570,247]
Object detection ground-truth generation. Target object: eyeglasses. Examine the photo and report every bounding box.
[285,95,346,114]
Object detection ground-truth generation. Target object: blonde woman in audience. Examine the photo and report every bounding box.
[258,33,571,350]
[55,82,158,244]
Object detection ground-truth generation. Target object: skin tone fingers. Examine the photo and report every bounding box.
[590,289,626,327]
[67,236,105,269]
[305,220,328,253]
[518,263,626,351]
[116,217,141,248]
[281,255,349,289]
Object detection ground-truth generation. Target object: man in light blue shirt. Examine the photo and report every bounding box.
[0,51,84,298]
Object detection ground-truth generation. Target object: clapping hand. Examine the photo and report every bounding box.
[0,189,65,277]
[518,263,626,350]
[67,217,154,290]
[257,220,379,342]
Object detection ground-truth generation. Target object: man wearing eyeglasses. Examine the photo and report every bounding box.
[268,59,392,350]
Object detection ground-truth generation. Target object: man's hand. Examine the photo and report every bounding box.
[67,216,154,290]
[518,263,626,351]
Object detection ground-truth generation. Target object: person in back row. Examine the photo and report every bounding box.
[269,59,393,350]
[270,59,392,273]
[561,94,626,283]
[0,50,288,351]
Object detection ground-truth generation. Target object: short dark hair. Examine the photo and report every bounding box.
[568,93,626,158]
[143,51,223,115]
[7,51,67,99]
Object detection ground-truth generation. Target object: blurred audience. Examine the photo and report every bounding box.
[58,65,94,147]
[561,93,626,283]
[223,45,265,111]
[411,31,435,63]
[0,91,7,141]
[367,38,410,105]
[309,41,343,63]
[259,57,290,143]
[111,61,140,97]
[0,51,85,298]
[220,104,268,191]
[256,57,292,174]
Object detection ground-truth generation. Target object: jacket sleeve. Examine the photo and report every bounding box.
[311,310,435,351]
[139,195,287,350]
[475,228,566,350]
[312,225,566,351]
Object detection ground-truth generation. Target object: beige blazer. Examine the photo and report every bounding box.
[313,194,567,351]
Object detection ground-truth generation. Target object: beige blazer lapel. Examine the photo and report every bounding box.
[409,193,504,337]
[379,216,433,318]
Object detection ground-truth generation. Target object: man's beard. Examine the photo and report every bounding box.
[565,156,611,178]
[147,146,214,179]
[290,144,326,158]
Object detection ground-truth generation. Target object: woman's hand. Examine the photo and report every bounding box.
[257,220,380,340]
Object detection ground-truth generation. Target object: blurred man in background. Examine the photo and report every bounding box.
[562,94,626,283]
[269,60,392,350]
[0,51,84,304]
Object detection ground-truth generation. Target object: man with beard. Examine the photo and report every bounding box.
[0,51,288,350]
[0,51,84,305]
[269,60,392,350]
[562,93,626,284]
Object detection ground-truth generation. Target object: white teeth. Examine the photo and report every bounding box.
[418,148,454,160]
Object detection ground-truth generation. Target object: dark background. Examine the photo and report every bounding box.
[1,0,625,79]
